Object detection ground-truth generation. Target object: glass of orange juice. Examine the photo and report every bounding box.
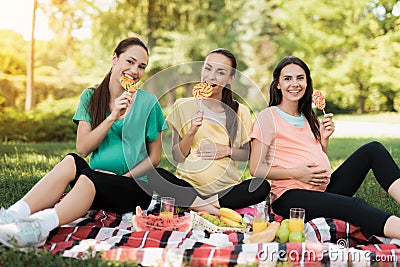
[252,203,268,233]
[159,197,175,218]
[289,208,305,232]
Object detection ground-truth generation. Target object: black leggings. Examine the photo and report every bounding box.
[147,167,271,209]
[272,141,400,237]
[67,153,152,214]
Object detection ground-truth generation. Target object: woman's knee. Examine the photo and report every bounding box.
[148,167,165,178]
[75,175,96,195]
[361,141,385,155]
[64,153,80,163]
[57,154,80,183]
[63,153,85,176]
[250,178,271,203]
[147,168,165,186]
[259,179,271,196]
[63,154,76,166]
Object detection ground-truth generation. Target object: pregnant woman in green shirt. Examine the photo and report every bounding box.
[0,37,166,249]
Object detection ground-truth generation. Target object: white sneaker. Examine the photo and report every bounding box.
[0,219,48,248]
[0,208,20,225]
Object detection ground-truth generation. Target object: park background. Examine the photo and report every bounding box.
[0,0,400,142]
[0,0,400,266]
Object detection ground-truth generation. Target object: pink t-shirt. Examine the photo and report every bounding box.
[251,107,331,202]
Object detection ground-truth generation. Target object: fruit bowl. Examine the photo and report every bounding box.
[191,211,249,233]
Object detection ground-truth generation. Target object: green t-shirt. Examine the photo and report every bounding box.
[73,88,167,179]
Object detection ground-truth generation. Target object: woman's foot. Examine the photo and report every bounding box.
[0,218,48,249]
[0,208,21,225]
[190,196,221,215]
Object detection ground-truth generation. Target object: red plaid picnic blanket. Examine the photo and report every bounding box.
[44,210,400,266]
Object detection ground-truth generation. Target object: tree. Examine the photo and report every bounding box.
[254,0,400,113]
[90,0,251,107]
[0,30,27,75]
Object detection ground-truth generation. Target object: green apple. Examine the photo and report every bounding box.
[275,227,290,243]
[289,231,304,242]
[280,219,290,229]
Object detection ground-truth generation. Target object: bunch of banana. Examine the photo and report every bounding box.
[219,207,246,228]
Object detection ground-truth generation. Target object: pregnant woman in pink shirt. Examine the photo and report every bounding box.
[250,56,400,239]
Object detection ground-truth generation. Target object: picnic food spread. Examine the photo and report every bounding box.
[276,218,305,243]
[46,208,393,266]
[131,205,307,243]
[244,221,280,243]
[312,90,326,113]
[219,207,246,228]
[120,75,139,93]
[192,82,213,99]
[243,218,306,244]
[198,211,230,227]
[131,206,192,232]
[197,208,246,228]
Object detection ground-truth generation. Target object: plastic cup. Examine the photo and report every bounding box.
[289,208,305,232]
[252,203,268,233]
[159,197,175,218]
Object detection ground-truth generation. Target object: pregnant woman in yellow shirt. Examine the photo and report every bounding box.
[148,48,270,215]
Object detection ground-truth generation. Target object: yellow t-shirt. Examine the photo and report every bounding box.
[167,97,252,196]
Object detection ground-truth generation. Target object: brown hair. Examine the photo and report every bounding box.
[269,56,320,141]
[208,48,239,145]
[88,37,148,129]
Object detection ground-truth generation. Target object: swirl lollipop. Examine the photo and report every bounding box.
[312,90,326,115]
[192,82,213,108]
[120,75,138,93]
[192,82,213,99]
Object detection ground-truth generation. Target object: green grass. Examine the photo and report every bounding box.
[329,137,400,216]
[1,137,400,265]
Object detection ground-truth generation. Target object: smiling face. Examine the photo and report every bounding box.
[277,63,307,105]
[201,53,234,99]
[111,45,148,90]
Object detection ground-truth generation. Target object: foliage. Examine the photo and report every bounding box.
[256,0,400,113]
[0,75,26,108]
[0,30,27,75]
[91,0,250,73]
[0,97,77,142]
[0,73,94,108]
[0,0,399,114]
[0,51,26,76]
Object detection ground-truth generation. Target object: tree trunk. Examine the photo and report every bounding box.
[358,95,366,114]
[25,0,37,110]
[146,0,155,50]
[383,90,397,112]
[356,80,366,114]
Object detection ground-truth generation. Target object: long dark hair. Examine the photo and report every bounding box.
[88,37,149,129]
[208,48,239,145]
[269,56,321,142]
